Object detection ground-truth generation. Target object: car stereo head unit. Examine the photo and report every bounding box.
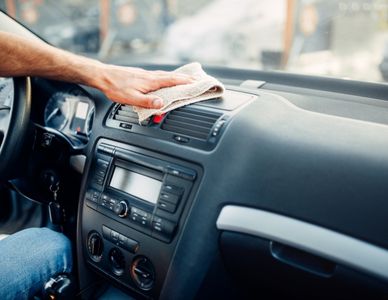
[110,166,162,205]
[84,141,196,243]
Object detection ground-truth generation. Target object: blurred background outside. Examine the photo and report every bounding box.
[1,0,388,83]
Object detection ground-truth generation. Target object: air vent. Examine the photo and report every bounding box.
[111,104,149,126]
[161,106,222,140]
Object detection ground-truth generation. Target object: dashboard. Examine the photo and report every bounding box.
[77,68,388,299]
[4,67,388,299]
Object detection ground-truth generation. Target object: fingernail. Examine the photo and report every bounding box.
[152,98,163,108]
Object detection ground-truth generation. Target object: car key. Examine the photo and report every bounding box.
[48,183,65,225]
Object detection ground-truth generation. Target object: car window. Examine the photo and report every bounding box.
[1,0,388,83]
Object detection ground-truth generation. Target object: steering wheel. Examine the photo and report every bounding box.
[0,77,31,180]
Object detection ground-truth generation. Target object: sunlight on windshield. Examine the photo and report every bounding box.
[2,0,388,83]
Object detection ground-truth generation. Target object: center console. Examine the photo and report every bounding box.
[80,138,202,298]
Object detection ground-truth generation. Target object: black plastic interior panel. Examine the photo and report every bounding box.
[193,90,255,111]
[263,87,388,126]
[138,64,388,100]
[104,89,256,150]
[160,88,388,300]
[65,66,388,300]
[220,232,388,299]
[79,138,203,299]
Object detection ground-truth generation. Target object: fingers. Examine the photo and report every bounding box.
[151,73,194,90]
[101,66,196,108]
[120,73,193,107]
[120,92,164,109]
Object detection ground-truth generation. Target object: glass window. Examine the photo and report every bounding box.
[2,0,388,83]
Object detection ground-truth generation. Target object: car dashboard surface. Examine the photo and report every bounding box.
[28,67,388,299]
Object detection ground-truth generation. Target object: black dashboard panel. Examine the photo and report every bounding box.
[80,139,202,298]
[40,67,388,299]
[104,90,256,150]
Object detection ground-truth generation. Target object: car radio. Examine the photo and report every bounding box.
[81,139,201,296]
[84,141,196,243]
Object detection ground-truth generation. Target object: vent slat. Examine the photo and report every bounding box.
[118,110,138,117]
[164,119,211,134]
[120,105,134,112]
[161,107,222,140]
[110,104,150,125]
[177,106,221,118]
[114,115,139,123]
[169,110,219,123]
[167,115,214,128]
[162,124,209,139]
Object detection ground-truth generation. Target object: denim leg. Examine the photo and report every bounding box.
[0,227,72,300]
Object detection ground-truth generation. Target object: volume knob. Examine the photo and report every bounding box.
[113,201,128,218]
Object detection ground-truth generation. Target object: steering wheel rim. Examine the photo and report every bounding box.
[0,77,31,180]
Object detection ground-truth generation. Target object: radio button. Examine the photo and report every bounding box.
[152,222,162,233]
[162,184,183,196]
[158,200,177,213]
[100,194,109,206]
[85,189,100,209]
[130,212,140,223]
[100,201,112,211]
[95,169,106,177]
[123,235,139,253]
[97,159,109,170]
[165,167,181,177]
[86,189,100,203]
[94,176,104,185]
[98,143,115,155]
[101,225,139,253]
[131,207,149,217]
[139,215,150,227]
[130,207,151,227]
[111,230,119,242]
[118,234,127,247]
[159,192,180,205]
[151,217,176,241]
[166,166,196,181]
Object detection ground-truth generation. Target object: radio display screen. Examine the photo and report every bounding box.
[109,166,162,204]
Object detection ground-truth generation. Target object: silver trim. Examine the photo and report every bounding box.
[216,205,388,281]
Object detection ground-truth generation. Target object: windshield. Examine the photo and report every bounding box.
[2,0,388,83]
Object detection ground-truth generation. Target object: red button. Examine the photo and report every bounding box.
[153,114,165,124]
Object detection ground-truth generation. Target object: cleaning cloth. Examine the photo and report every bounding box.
[133,62,225,122]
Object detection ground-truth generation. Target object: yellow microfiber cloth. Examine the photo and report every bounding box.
[133,62,225,122]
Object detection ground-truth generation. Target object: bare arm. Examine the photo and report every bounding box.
[0,31,192,108]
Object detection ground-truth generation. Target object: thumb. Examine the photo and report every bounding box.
[128,93,164,109]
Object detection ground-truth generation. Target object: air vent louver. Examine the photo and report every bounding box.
[161,107,222,140]
[112,104,149,125]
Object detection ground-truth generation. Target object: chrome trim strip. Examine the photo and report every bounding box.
[216,205,388,280]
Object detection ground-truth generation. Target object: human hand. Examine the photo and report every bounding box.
[96,65,193,109]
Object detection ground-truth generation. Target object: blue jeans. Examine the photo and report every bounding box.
[0,227,72,300]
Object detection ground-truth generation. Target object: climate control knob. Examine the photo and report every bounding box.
[87,232,103,262]
[109,248,125,276]
[113,201,128,218]
[130,256,155,291]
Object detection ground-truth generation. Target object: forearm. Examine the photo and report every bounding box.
[0,31,102,87]
[0,31,192,108]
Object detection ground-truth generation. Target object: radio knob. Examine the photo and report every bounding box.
[113,201,128,218]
